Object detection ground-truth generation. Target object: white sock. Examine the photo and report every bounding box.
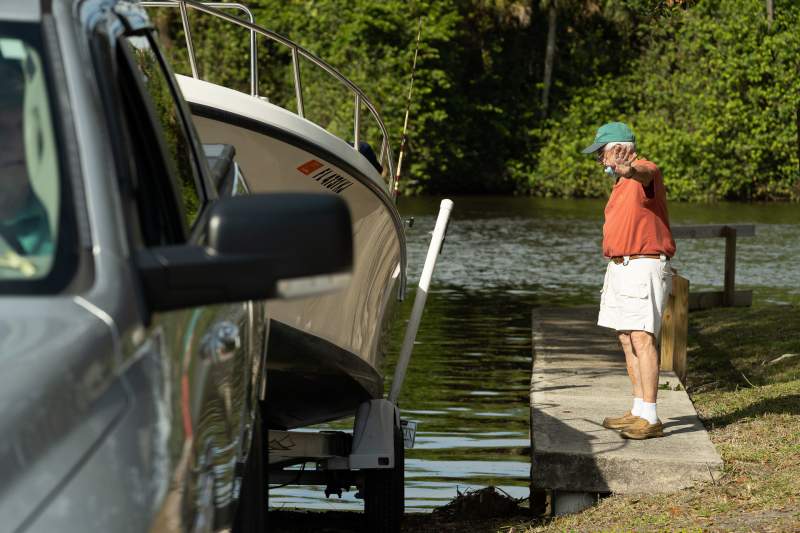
[640,402,658,424]
[631,397,644,417]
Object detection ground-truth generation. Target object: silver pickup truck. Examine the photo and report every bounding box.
[0,1,352,531]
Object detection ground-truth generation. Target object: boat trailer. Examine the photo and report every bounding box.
[267,199,453,525]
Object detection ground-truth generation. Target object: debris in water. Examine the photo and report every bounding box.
[767,353,799,365]
[433,486,526,519]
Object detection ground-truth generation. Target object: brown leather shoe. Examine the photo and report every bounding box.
[602,411,640,430]
[620,418,664,439]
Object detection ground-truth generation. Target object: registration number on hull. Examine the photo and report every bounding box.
[297,159,354,194]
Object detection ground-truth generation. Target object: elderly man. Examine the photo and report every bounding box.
[582,122,676,440]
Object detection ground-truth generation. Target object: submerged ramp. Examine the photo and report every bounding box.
[530,306,722,496]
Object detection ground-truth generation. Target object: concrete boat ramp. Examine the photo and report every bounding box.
[530,306,723,514]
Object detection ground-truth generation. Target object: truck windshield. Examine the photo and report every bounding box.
[0,23,76,292]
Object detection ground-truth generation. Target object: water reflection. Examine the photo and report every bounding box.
[379,285,536,511]
[270,196,800,512]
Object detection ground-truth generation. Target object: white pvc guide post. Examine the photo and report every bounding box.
[388,199,453,404]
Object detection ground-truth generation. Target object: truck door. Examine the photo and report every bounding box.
[110,25,255,531]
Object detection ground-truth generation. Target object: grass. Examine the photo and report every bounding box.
[510,303,800,533]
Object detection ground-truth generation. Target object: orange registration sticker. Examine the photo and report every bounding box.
[297,159,323,175]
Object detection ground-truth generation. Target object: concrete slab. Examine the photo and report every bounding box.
[530,306,723,495]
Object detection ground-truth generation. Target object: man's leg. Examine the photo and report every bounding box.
[618,332,643,402]
[630,330,660,424]
[602,333,643,429]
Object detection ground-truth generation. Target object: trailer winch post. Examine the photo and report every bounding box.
[388,199,453,404]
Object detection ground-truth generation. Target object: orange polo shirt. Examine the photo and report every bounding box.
[602,159,676,258]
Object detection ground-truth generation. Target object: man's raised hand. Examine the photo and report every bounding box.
[612,144,637,178]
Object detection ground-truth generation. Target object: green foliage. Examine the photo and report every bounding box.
[250,0,465,193]
[150,0,800,200]
[531,0,800,201]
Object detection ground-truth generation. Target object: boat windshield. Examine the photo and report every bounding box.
[0,23,76,293]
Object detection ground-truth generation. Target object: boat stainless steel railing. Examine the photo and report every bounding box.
[141,0,397,195]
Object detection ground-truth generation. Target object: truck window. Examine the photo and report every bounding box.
[121,34,203,229]
[0,24,77,292]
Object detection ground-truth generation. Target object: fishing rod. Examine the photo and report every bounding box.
[393,17,424,198]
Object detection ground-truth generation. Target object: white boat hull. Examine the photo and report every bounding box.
[177,76,405,428]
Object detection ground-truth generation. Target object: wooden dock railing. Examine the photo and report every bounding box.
[660,224,755,383]
[671,224,756,311]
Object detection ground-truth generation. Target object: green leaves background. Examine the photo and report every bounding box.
[152,0,800,200]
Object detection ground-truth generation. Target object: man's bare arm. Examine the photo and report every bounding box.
[625,160,656,186]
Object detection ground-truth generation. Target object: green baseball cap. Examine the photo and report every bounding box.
[581,122,635,154]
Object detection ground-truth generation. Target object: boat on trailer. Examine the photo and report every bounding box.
[144,1,407,431]
[143,2,445,531]
[181,75,405,431]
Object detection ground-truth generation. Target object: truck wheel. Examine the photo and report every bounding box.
[234,414,267,533]
[364,424,404,533]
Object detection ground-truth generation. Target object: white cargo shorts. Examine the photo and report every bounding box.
[597,255,672,337]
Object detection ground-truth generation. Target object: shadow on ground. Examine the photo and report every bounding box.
[268,510,362,533]
[268,510,536,533]
[269,487,533,532]
[704,393,800,428]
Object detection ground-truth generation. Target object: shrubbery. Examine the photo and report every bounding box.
[152,0,800,200]
[528,0,800,201]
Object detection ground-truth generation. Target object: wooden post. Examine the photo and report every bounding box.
[661,272,689,384]
[723,226,737,306]
[672,275,689,383]
[660,281,676,373]
[670,224,754,311]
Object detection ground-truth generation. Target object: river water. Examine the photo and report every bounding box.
[270,196,800,512]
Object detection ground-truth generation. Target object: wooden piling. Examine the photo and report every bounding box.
[660,273,689,384]
[723,226,737,307]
